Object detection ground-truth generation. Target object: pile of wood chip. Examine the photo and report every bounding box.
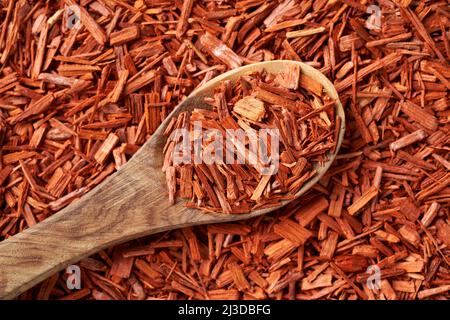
[162,68,338,213]
[0,0,449,300]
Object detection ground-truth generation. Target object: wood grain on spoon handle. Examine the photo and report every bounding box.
[0,152,175,299]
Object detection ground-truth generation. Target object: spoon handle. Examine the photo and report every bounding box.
[0,154,198,299]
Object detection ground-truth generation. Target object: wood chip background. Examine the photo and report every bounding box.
[0,0,449,300]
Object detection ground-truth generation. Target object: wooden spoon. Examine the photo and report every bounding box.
[0,60,345,299]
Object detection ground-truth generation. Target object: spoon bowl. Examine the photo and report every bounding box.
[0,60,345,299]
